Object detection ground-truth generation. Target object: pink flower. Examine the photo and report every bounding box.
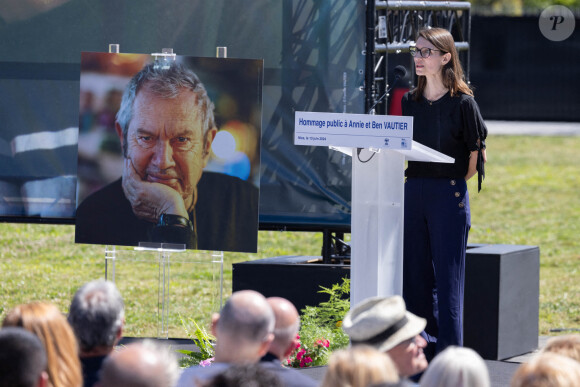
[287,358,291,365]
[199,357,214,367]
[296,349,305,360]
[305,356,313,364]
[323,339,330,348]
[295,341,301,349]
[299,359,306,367]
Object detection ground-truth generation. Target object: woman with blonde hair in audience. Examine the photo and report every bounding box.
[3,301,83,387]
[419,346,490,387]
[320,345,400,387]
[541,334,580,363]
[511,352,580,387]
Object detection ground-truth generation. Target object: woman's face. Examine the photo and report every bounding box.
[413,37,449,78]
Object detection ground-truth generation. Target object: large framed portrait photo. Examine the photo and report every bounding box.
[75,52,262,253]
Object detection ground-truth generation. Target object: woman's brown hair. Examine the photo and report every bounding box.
[3,302,83,387]
[413,27,473,101]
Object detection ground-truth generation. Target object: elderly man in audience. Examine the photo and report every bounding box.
[342,295,429,380]
[97,340,180,387]
[0,327,49,387]
[177,290,275,387]
[259,297,317,387]
[68,279,125,387]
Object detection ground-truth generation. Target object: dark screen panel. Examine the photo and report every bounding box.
[0,0,365,229]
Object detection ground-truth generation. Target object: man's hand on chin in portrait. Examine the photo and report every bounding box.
[121,158,189,224]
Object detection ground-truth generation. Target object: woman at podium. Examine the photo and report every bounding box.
[401,27,487,361]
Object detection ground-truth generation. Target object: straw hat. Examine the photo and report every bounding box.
[342,295,426,352]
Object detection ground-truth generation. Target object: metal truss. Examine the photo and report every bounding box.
[365,1,472,114]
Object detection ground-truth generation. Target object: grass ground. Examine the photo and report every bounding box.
[0,135,578,337]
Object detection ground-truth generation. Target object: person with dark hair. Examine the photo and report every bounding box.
[67,280,125,387]
[96,340,180,387]
[75,61,258,252]
[201,364,283,387]
[0,327,49,387]
[177,290,275,387]
[260,297,317,387]
[401,27,488,360]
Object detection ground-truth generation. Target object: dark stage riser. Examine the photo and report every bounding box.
[232,244,540,361]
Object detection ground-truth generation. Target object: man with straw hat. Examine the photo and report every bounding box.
[342,295,428,378]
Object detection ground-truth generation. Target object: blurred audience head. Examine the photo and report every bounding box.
[419,346,490,387]
[201,364,283,387]
[2,301,83,387]
[212,290,275,363]
[320,345,400,387]
[342,295,428,377]
[511,352,580,387]
[68,279,125,356]
[97,340,179,387]
[542,334,580,363]
[0,327,49,387]
[266,297,300,359]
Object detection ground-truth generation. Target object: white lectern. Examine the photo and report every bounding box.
[294,111,453,308]
[350,142,453,307]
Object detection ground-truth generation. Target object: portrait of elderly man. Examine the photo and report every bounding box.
[75,55,261,252]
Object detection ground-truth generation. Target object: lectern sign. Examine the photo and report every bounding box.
[294,111,413,149]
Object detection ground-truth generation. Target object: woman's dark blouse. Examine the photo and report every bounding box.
[401,91,487,181]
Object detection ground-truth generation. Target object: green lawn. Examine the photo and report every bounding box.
[0,135,578,337]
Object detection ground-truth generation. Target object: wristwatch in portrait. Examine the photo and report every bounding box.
[157,213,194,231]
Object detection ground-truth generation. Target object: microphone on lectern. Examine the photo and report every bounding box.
[358,65,408,157]
[367,65,407,115]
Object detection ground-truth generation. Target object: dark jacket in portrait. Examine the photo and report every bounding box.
[75,172,259,253]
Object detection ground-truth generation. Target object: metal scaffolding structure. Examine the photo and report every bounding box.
[365,1,472,114]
